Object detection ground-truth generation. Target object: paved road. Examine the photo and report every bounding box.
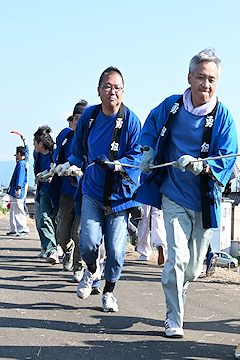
[0,215,239,360]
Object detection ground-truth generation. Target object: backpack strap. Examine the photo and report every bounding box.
[200,99,219,228]
[103,103,125,214]
[87,103,126,214]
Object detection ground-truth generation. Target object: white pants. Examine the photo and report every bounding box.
[9,196,29,234]
[161,195,212,327]
[137,204,167,258]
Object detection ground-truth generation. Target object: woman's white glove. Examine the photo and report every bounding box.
[173,155,203,176]
[55,161,70,177]
[67,165,83,177]
[139,147,155,173]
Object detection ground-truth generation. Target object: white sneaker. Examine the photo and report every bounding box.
[77,269,94,299]
[102,292,118,312]
[138,254,150,261]
[164,318,184,338]
[46,251,60,265]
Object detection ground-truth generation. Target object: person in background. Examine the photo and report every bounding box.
[205,244,218,276]
[33,125,59,265]
[7,133,29,237]
[53,100,89,282]
[127,206,144,246]
[137,204,167,265]
[136,48,238,337]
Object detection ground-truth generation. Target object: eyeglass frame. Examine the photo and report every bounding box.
[99,83,124,93]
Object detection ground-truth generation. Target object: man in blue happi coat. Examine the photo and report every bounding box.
[136,48,238,337]
[67,66,142,312]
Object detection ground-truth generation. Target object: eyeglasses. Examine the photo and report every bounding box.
[100,84,123,93]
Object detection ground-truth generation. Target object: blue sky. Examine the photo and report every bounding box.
[1,0,239,165]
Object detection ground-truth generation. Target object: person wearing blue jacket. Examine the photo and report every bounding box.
[137,48,238,338]
[52,100,88,282]
[33,125,59,265]
[66,66,142,312]
[7,134,30,236]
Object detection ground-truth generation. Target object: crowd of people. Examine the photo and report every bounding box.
[6,48,238,338]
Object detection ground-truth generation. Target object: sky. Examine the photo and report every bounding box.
[1,0,240,166]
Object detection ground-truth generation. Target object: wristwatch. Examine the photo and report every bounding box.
[141,146,150,153]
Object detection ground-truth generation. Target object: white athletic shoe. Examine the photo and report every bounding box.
[77,269,94,299]
[102,292,118,312]
[164,318,184,338]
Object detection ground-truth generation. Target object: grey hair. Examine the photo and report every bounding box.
[189,48,222,77]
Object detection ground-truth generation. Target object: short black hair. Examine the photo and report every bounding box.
[98,66,124,87]
[73,99,89,116]
[16,146,26,156]
[34,125,55,154]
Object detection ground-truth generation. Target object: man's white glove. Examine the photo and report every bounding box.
[55,161,70,177]
[172,155,203,176]
[15,188,21,198]
[139,147,155,173]
[114,160,124,172]
[67,165,83,177]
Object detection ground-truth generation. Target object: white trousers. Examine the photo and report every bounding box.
[137,204,167,257]
[161,195,212,327]
[9,196,29,234]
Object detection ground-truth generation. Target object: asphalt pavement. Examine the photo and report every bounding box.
[0,215,239,360]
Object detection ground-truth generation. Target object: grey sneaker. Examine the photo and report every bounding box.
[164,318,184,338]
[38,249,47,259]
[77,269,94,299]
[102,292,118,312]
[46,251,60,265]
[72,267,85,283]
[63,248,74,271]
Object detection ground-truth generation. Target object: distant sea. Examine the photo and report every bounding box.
[0,159,35,189]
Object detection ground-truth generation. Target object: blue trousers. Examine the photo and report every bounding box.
[80,194,128,283]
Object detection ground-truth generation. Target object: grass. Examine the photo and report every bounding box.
[0,204,10,215]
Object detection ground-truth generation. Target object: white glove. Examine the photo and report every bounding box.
[15,189,21,198]
[49,163,56,175]
[55,161,70,177]
[173,155,203,176]
[114,160,124,172]
[139,147,155,173]
[67,165,83,177]
[35,169,50,182]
